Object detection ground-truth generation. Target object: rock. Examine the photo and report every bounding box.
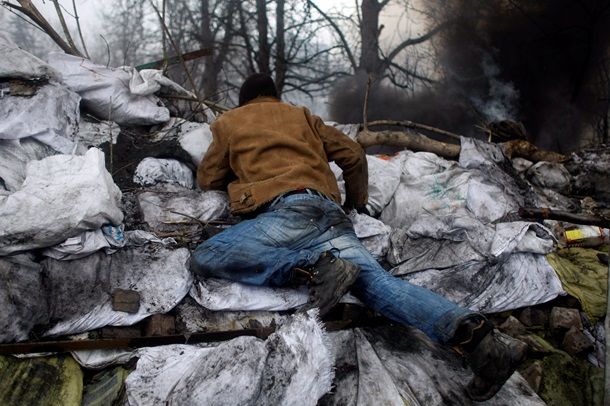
[561,326,594,356]
[499,315,527,336]
[519,307,548,328]
[550,307,583,332]
[520,361,543,393]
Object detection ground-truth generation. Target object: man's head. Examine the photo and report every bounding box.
[238,73,278,106]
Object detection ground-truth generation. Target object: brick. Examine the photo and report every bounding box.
[112,289,141,313]
[144,314,175,337]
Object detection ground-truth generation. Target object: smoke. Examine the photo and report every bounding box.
[329,0,610,152]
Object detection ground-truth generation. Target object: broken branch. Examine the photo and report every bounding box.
[356,128,461,159]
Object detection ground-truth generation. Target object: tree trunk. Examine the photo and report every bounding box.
[358,0,384,75]
[274,0,287,96]
[256,0,271,75]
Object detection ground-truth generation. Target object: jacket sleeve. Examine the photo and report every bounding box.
[313,116,369,209]
[197,120,234,191]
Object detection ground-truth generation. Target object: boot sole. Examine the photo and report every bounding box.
[301,259,361,316]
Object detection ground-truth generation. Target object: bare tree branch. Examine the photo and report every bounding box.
[6,0,83,56]
[307,0,358,72]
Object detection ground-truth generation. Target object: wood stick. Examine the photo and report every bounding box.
[518,207,610,228]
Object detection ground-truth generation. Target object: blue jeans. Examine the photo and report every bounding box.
[190,191,476,345]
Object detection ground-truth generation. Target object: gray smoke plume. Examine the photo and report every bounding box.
[329,0,610,152]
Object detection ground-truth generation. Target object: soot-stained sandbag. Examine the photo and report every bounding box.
[0,254,50,343]
[42,246,192,337]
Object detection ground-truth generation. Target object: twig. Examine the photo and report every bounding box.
[109,97,113,174]
[157,93,230,113]
[363,74,372,131]
[363,119,462,141]
[169,210,209,228]
[51,0,80,54]
[71,0,90,59]
[99,34,111,67]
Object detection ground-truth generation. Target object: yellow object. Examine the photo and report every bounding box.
[0,354,83,406]
[546,246,609,323]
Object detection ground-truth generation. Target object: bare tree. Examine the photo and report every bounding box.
[98,0,160,66]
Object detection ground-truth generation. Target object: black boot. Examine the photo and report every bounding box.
[292,251,361,317]
[452,316,528,401]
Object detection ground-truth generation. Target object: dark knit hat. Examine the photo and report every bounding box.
[238,73,278,106]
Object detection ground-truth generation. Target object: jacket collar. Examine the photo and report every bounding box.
[243,96,280,106]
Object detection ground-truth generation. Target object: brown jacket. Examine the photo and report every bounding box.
[197,96,368,214]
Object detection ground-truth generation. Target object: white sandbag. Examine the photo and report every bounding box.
[0,33,62,81]
[0,138,57,194]
[42,225,126,260]
[190,277,308,311]
[512,157,534,175]
[133,157,194,188]
[380,158,472,229]
[388,230,486,274]
[366,155,402,216]
[72,348,134,370]
[490,222,556,259]
[326,327,546,406]
[174,301,291,334]
[122,66,192,96]
[179,123,213,166]
[77,118,120,147]
[47,53,169,126]
[460,137,529,212]
[526,161,572,191]
[0,82,80,154]
[126,311,334,406]
[349,211,392,260]
[138,185,230,232]
[391,218,556,274]
[0,148,123,255]
[327,122,359,140]
[42,227,177,261]
[43,246,192,337]
[466,176,521,223]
